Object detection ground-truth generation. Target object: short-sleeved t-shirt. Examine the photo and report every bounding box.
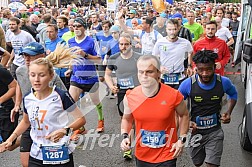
[8,30,36,66]
[152,37,193,73]
[23,87,76,160]
[216,26,233,42]
[68,36,99,84]
[134,30,163,55]
[126,83,183,163]
[184,22,203,42]
[107,52,141,88]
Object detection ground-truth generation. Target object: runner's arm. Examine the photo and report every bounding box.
[0,50,11,67]
[121,96,134,134]
[0,79,16,104]
[175,100,189,136]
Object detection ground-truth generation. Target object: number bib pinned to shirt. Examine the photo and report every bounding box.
[163,73,179,85]
[196,113,218,129]
[42,145,69,164]
[141,129,166,148]
[118,77,134,89]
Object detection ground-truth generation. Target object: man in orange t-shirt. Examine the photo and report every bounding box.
[120,55,189,166]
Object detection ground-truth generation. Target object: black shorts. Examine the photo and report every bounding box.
[29,153,74,167]
[117,89,127,116]
[136,158,177,167]
[70,81,99,93]
[97,65,106,77]
[20,127,33,152]
[0,107,19,143]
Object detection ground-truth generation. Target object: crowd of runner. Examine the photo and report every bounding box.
[0,0,240,167]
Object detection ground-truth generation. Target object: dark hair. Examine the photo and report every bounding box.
[9,17,20,25]
[43,14,52,23]
[47,24,58,31]
[101,20,112,27]
[142,17,154,26]
[215,7,225,15]
[166,19,179,27]
[57,15,68,25]
[205,20,217,27]
[193,50,218,64]
[232,12,238,16]
[52,8,58,16]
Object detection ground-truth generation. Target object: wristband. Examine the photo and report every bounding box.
[84,53,88,58]
[188,64,192,68]
[122,133,129,139]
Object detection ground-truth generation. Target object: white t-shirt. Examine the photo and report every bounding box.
[221,18,230,28]
[152,37,193,73]
[9,30,35,66]
[134,30,163,55]
[23,86,76,160]
[216,26,233,42]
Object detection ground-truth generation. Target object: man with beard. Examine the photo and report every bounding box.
[66,17,105,133]
[193,21,230,76]
[105,33,142,160]
[178,50,237,167]
[153,19,193,89]
[7,17,36,79]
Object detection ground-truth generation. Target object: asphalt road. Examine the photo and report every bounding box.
[1,64,252,167]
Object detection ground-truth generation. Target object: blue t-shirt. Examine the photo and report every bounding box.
[58,27,69,38]
[106,39,120,56]
[95,31,113,59]
[45,37,66,52]
[178,74,238,100]
[68,36,99,84]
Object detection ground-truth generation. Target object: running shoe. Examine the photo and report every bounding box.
[96,119,104,133]
[123,149,132,160]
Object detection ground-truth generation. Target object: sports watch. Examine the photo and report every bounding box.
[64,126,71,136]
[178,136,187,144]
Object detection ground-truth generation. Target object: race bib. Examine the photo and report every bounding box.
[118,77,134,89]
[42,145,69,164]
[196,113,218,129]
[141,129,166,148]
[163,73,179,85]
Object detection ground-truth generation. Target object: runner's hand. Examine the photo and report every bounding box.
[76,49,85,57]
[120,138,131,152]
[187,67,193,77]
[170,140,184,158]
[45,129,66,143]
[64,69,72,77]
[110,85,119,94]
[215,62,222,70]
[10,106,20,122]
[0,140,13,153]
[190,121,197,134]
[220,112,231,124]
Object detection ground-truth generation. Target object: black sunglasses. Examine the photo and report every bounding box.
[73,24,82,28]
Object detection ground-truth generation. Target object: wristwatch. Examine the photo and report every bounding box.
[122,133,129,139]
[64,126,71,136]
[178,136,187,144]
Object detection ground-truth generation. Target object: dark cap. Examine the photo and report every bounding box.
[74,17,87,28]
[20,42,45,56]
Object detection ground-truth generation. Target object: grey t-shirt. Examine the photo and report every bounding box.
[107,52,142,89]
[16,65,66,97]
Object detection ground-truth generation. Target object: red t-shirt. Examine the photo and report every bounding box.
[193,36,230,76]
[126,83,183,163]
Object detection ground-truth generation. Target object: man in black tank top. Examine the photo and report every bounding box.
[178,50,237,167]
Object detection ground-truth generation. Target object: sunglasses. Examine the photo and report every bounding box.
[73,24,82,28]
